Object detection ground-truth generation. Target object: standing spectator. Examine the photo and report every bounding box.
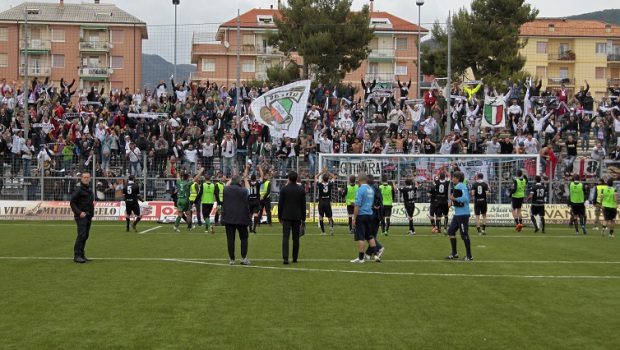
[126,142,142,177]
[278,171,306,265]
[221,132,236,176]
[201,138,215,175]
[70,172,95,263]
[591,141,606,177]
[563,134,578,175]
[221,174,251,266]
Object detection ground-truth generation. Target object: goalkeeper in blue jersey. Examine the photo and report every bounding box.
[445,171,473,261]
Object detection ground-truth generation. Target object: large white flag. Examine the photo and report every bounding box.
[250,80,311,139]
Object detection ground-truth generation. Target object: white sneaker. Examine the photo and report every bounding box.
[350,258,365,263]
[240,258,251,265]
[173,226,180,233]
[188,226,194,231]
[376,247,385,259]
[364,254,371,261]
[229,260,235,265]
[374,255,381,262]
[320,232,326,236]
[408,230,416,236]
[593,227,599,231]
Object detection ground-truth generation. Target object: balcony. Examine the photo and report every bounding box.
[548,52,576,61]
[608,54,620,62]
[365,73,395,84]
[368,48,396,62]
[608,78,620,86]
[79,41,112,52]
[19,39,51,52]
[78,67,112,78]
[547,77,575,86]
[19,66,51,76]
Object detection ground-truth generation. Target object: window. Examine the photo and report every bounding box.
[242,60,255,73]
[559,67,569,79]
[370,18,392,29]
[110,56,124,69]
[369,38,379,50]
[595,43,607,54]
[369,63,379,75]
[257,15,274,25]
[242,35,254,45]
[51,54,65,68]
[536,41,547,54]
[595,67,606,80]
[201,58,215,72]
[396,38,408,50]
[110,30,124,44]
[51,29,65,42]
[559,43,569,54]
[395,63,407,75]
[0,53,7,67]
[0,27,7,42]
[536,66,547,78]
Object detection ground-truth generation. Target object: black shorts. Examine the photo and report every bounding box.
[249,200,261,215]
[383,205,393,217]
[571,203,585,216]
[347,205,355,215]
[126,202,141,216]
[354,215,374,241]
[435,201,449,217]
[318,200,333,218]
[603,207,618,221]
[474,201,487,215]
[530,205,545,217]
[511,197,524,210]
[404,203,415,218]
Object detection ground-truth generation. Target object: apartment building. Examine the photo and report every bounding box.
[0,0,147,93]
[520,18,620,98]
[190,4,426,96]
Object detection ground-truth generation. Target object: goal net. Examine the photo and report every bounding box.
[315,153,541,227]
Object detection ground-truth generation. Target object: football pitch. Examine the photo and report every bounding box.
[1,221,618,350]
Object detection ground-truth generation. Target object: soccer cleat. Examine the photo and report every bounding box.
[462,256,474,261]
[330,227,334,235]
[364,254,371,261]
[431,226,437,234]
[610,234,615,238]
[481,230,486,235]
[126,228,130,232]
[575,231,580,235]
[516,223,523,232]
[408,231,416,236]
[320,232,326,236]
[240,258,251,265]
[445,253,459,260]
[188,226,195,231]
[173,226,181,233]
[229,260,235,265]
[383,231,389,236]
[374,255,381,262]
[534,228,539,233]
[350,258,365,263]
[582,227,587,235]
[131,224,137,233]
[73,256,86,263]
[593,227,599,231]
[376,247,385,259]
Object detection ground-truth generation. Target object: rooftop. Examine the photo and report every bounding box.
[0,2,146,26]
[521,18,620,38]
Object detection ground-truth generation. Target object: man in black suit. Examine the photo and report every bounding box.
[221,174,252,265]
[278,171,306,265]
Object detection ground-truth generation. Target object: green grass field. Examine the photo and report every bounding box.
[1,220,619,350]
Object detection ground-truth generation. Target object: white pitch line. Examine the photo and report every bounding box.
[139,226,162,234]
[165,259,620,279]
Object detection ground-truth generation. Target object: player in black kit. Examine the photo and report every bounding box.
[398,178,419,235]
[471,173,490,235]
[244,164,263,234]
[315,167,336,235]
[123,175,143,232]
[527,175,547,233]
[433,170,451,235]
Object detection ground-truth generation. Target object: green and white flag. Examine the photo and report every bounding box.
[482,94,506,128]
[251,80,311,139]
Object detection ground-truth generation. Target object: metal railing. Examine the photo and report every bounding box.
[368,48,396,59]
[547,77,575,86]
[548,52,576,61]
[79,41,112,51]
[19,39,51,51]
[19,66,51,76]
[79,67,112,77]
[607,54,620,62]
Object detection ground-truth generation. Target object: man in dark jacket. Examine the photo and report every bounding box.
[221,175,251,265]
[278,171,306,265]
[70,172,95,263]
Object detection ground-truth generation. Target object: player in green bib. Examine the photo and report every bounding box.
[379,176,396,236]
[200,174,216,234]
[213,174,226,227]
[592,178,606,231]
[569,174,587,235]
[340,175,359,232]
[510,170,528,232]
[174,167,204,232]
[600,178,618,238]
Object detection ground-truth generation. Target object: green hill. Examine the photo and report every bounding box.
[567,9,620,25]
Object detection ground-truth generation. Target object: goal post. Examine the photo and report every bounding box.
[314,153,541,227]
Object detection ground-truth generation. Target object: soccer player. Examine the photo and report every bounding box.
[434,170,451,235]
[600,178,618,238]
[379,176,396,236]
[592,178,606,231]
[351,173,380,263]
[471,173,490,235]
[214,174,226,227]
[398,178,419,235]
[315,167,336,235]
[364,174,385,260]
[200,174,216,234]
[123,175,142,232]
[569,174,587,235]
[527,175,547,233]
[259,166,273,227]
[340,175,359,232]
[173,168,204,232]
[511,169,528,232]
[244,164,262,234]
[446,171,473,261]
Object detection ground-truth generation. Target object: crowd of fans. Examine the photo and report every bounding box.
[1,74,619,195]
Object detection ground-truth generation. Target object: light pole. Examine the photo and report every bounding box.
[416,0,424,99]
[172,0,180,79]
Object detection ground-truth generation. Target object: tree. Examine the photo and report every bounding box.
[421,0,538,82]
[269,0,374,86]
[266,61,301,84]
